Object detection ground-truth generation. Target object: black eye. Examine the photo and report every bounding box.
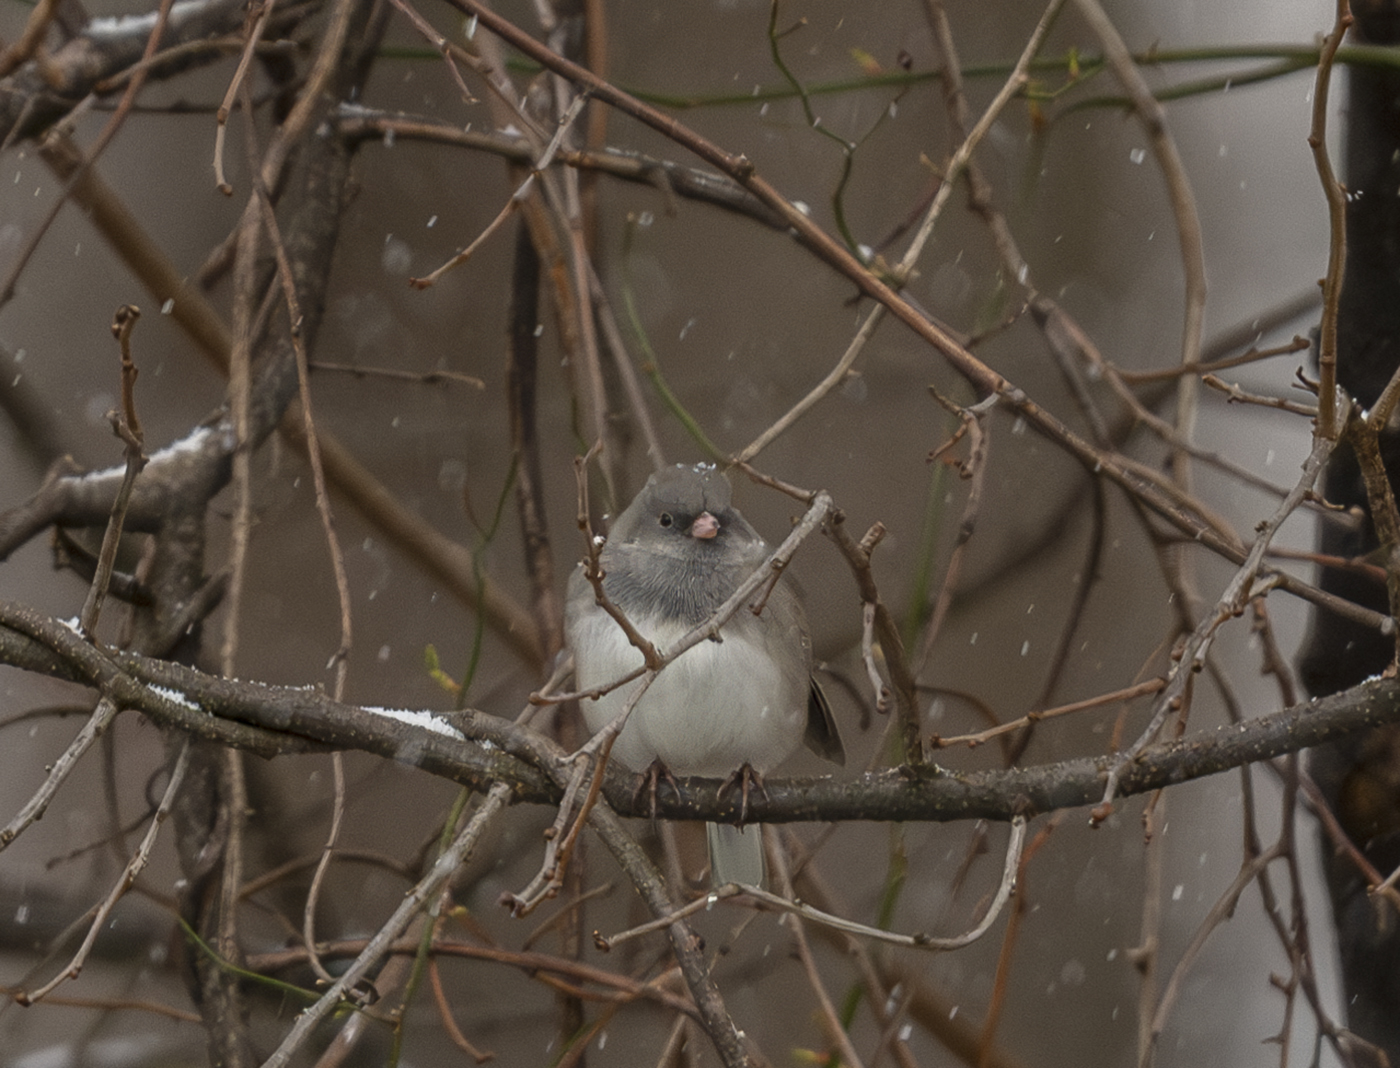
[658,513,673,528]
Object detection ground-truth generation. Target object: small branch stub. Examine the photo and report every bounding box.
[111,304,144,448]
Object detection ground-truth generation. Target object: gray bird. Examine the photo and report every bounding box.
[565,463,844,887]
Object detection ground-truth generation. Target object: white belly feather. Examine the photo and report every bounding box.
[571,610,806,777]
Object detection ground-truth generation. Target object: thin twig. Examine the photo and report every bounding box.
[597,816,1027,954]
[0,696,120,851]
[250,119,355,692]
[898,0,1066,280]
[410,196,523,289]
[1094,401,1344,819]
[587,261,667,471]
[386,0,479,107]
[734,0,1062,466]
[428,958,496,1062]
[916,389,993,674]
[16,737,191,1005]
[245,933,699,1013]
[571,445,660,671]
[978,816,1059,1061]
[79,305,148,637]
[768,832,867,1068]
[1072,0,1208,455]
[261,783,513,1068]
[302,752,346,985]
[1203,374,1319,417]
[1117,335,1310,384]
[1309,0,1353,439]
[309,361,486,388]
[213,0,276,194]
[931,678,1167,749]
[826,514,922,765]
[1140,845,1284,1068]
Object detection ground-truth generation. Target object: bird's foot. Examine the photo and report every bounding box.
[717,763,768,828]
[635,759,682,821]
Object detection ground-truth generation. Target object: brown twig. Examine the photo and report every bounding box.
[251,144,355,690]
[246,934,698,1016]
[572,446,660,671]
[769,838,867,1068]
[1036,300,1309,509]
[1008,478,1109,766]
[978,815,1058,1065]
[506,708,621,916]
[1117,335,1311,384]
[1071,0,1207,471]
[385,0,479,107]
[212,0,276,194]
[79,304,148,637]
[931,678,1167,750]
[1298,770,1400,912]
[15,737,191,1005]
[0,987,201,1022]
[333,107,786,229]
[261,782,514,1068]
[308,361,486,388]
[1094,413,1343,820]
[302,750,346,986]
[428,958,496,1062]
[598,816,1025,955]
[1202,373,1319,417]
[0,696,120,850]
[826,513,922,765]
[1140,844,1285,1067]
[916,390,993,675]
[586,260,667,471]
[1309,0,1353,440]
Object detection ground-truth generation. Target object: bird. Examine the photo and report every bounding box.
[564,463,843,887]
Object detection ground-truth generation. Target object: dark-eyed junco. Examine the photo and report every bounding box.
[565,463,843,886]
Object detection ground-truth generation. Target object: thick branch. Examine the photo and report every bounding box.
[3,598,1396,825]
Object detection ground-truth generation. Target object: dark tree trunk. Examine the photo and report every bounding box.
[1300,3,1400,1061]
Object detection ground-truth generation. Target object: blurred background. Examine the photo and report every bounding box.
[0,0,1357,1065]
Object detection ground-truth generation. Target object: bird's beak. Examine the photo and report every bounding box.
[690,511,720,539]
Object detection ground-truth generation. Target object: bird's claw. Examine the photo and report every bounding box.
[717,763,768,828]
[635,758,682,820]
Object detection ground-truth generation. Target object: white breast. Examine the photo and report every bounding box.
[570,610,806,777]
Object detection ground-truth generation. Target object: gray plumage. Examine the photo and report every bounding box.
[565,464,843,887]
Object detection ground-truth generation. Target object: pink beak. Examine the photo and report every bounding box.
[690,511,720,539]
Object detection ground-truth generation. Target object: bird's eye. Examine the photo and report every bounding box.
[658,513,673,528]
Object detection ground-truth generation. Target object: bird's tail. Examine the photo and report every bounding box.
[706,822,765,887]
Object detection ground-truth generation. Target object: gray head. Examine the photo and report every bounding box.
[602,464,765,620]
[609,465,750,541]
